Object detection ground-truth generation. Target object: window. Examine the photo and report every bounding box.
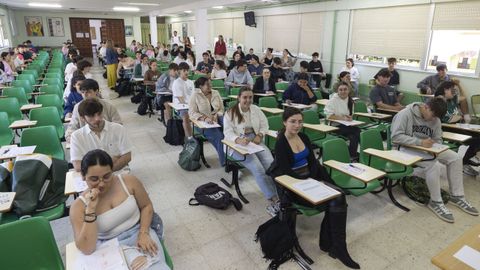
[0,17,9,48]
[264,14,301,54]
[298,12,324,58]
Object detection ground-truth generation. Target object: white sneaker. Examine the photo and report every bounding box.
[237,170,243,179]
[470,156,480,165]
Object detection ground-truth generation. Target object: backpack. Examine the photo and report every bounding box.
[116,80,132,97]
[178,137,201,171]
[131,92,144,104]
[189,182,242,210]
[255,215,296,269]
[403,176,450,204]
[137,96,148,116]
[163,119,185,146]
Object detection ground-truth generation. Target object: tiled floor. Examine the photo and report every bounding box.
[51,64,480,269]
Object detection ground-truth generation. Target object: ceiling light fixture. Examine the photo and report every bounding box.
[127,2,160,6]
[113,6,140,11]
[184,10,192,13]
[28,2,62,8]
[212,6,224,9]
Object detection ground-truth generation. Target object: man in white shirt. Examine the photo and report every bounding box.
[171,31,182,46]
[172,62,194,139]
[70,98,131,172]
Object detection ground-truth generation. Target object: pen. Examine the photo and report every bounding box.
[348,164,361,170]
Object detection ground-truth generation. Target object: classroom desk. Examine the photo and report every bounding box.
[155,91,172,96]
[275,175,341,205]
[376,107,401,114]
[323,160,386,183]
[260,107,283,115]
[282,103,314,110]
[228,95,237,99]
[9,120,37,129]
[442,123,480,135]
[20,103,42,111]
[431,223,480,270]
[30,92,45,96]
[354,112,392,120]
[0,145,36,161]
[64,117,71,123]
[442,132,472,143]
[167,102,188,111]
[418,93,434,98]
[64,171,85,196]
[397,143,449,161]
[265,130,279,138]
[277,89,285,93]
[329,119,365,127]
[302,123,339,133]
[131,77,144,82]
[316,99,328,106]
[0,192,16,213]
[190,118,221,169]
[254,93,276,97]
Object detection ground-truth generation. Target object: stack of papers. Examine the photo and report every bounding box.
[0,145,36,159]
[453,245,480,269]
[291,179,341,204]
[234,142,265,154]
[333,119,363,126]
[456,123,480,130]
[198,121,221,129]
[73,238,128,270]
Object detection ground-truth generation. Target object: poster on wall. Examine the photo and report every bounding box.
[125,25,133,37]
[90,27,96,40]
[47,17,65,37]
[25,16,44,37]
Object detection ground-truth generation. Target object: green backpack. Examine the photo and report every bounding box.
[178,138,201,171]
[403,176,450,204]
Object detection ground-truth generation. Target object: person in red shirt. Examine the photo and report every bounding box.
[214,35,226,60]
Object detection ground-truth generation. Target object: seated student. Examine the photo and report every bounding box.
[434,81,480,176]
[144,59,161,85]
[269,57,286,82]
[170,44,179,58]
[186,51,196,71]
[225,60,254,92]
[70,98,132,172]
[172,62,195,139]
[64,75,86,118]
[232,46,245,60]
[227,52,241,72]
[66,79,122,143]
[294,61,316,89]
[308,52,325,88]
[145,45,155,58]
[210,60,227,80]
[253,68,276,96]
[391,97,478,223]
[369,68,404,112]
[116,54,136,79]
[156,63,179,124]
[247,55,264,76]
[281,49,297,68]
[261,48,274,66]
[325,82,360,160]
[64,60,93,100]
[134,51,142,65]
[64,55,83,84]
[195,52,213,74]
[283,73,317,108]
[189,77,225,166]
[206,50,215,65]
[245,48,257,64]
[223,87,279,216]
[134,54,149,78]
[375,57,403,103]
[331,71,354,96]
[417,64,450,95]
[173,51,187,65]
[69,149,170,270]
[157,49,171,62]
[0,52,15,84]
[270,107,360,269]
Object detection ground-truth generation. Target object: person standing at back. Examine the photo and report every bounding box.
[340,58,359,97]
[214,35,227,60]
[171,31,182,46]
[105,40,118,90]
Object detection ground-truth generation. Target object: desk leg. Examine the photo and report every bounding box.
[387,178,410,212]
[280,207,314,265]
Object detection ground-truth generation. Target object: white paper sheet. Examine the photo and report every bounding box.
[0,145,36,159]
[74,238,128,270]
[291,179,340,203]
[197,121,221,129]
[453,245,480,269]
[456,123,480,130]
[234,142,265,154]
[333,119,364,126]
[73,175,88,193]
[341,164,366,174]
[431,143,449,152]
[0,192,15,212]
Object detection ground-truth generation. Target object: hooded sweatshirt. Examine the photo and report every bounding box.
[391,102,442,147]
[324,93,352,119]
[225,67,253,87]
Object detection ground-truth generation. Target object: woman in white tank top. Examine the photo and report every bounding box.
[70,149,170,270]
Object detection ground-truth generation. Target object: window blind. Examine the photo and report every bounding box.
[350,5,430,60]
[433,1,480,30]
[233,18,245,45]
[264,14,301,53]
[211,18,233,43]
[299,12,324,55]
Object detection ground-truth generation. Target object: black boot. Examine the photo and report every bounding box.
[328,210,360,269]
[319,213,331,252]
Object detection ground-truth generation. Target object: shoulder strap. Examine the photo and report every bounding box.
[230,197,243,211]
[79,195,87,206]
[117,174,131,196]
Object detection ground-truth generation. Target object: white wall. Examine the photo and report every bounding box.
[89,20,101,47]
[0,6,13,52]
[10,9,142,47]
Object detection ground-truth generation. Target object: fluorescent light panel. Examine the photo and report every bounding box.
[184,10,192,13]
[113,6,140,11]
[127,2,160,6]
[212,6,224,9]
[28,2,62,8]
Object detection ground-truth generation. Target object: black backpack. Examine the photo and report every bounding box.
[116,80,132,97]
[131,92,144,104]
[163,119,185,146]
[137,96,148,116]
[255,215,296,269]
[189,182,242,211]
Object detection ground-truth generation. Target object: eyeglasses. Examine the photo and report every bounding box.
[86,172,113,184]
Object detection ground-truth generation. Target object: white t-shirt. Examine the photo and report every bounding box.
[70,120,132,163]
[171,35,181,45]
[211,69,227,80]
[172,77,194,105]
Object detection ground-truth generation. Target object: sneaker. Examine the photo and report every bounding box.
[266,204,278,217]
[428,201,454,223]
[470,156,480,166]
[450,196,479,216]
[463,164,479,176]
[237,170,243,179]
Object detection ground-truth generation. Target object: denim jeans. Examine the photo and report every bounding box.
[97,223,170,270]
[195,116,225,166]
[230,142,277,200]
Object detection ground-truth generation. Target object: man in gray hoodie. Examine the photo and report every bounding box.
[224,59,254,94]
[391,98,478,223]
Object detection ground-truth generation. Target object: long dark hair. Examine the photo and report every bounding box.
[337,81,354,115]
[228,87,252,124]
[284,49,294,58]
[70,75,86,93]
[279,107,302,135]
[81,149,113,176]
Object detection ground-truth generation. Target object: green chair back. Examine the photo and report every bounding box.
[20,126,65,160]
[161,240,174,269]
[227,100,237,110]
[44,73,62,81]
[322,138,350,163]
[29,107,65,139]
[266,115,283,151]
[353,100,374,124]
[3,87,29,106]
[12,80,33,98]
[17,74,35,85]
[43,78,63,90]
[35,94,63,118]
[21,69,39,79]
[212,79,225,88]
[230,87,241,96]
[275,82,289,91]
[39,85,63,103]
[302,110,326,142]
[471,94,480,118]
[0,112,14,146]
[359,129,384,165]
[0,98,22,124]
[259,97,277,108]
[0,217,64,270]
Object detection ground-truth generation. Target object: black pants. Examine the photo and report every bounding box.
[463,137,480,165]
[334,125,361,159]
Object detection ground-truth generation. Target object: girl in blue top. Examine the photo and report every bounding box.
[64,75,86,118]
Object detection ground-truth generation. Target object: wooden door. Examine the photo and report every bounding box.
[69,18,92,57]
[104,19,126,49]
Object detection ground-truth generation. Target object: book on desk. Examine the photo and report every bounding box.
[275,176,341,205]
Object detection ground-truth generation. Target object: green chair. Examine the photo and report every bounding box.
[0,217,64,269]
[359,129,413,211]
[230,87,241,96]
[21,69,39,80]
[0,98,22,124]
[226,100,237,110]
[266,115,283,151]
[212,79,225,89]
[3,87,29,106]
[161,240,174,269]
[322,138,381,196]
[39,85,63,104]
[0,112,14,146]
[44,73,62,81]
[29,107,65,139]
[12,80,33,99]
[17,74,36,85]
[42,78,63,90]
[275,82,289,91]
[259,96,277,108]
[20,126,65,160]
[302,110,336,151]
[35,94,63,118]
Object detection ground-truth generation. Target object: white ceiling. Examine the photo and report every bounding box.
[0,0,310,16]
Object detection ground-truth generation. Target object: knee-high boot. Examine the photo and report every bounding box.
[319,213,331,252]
[327,209,360,269]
